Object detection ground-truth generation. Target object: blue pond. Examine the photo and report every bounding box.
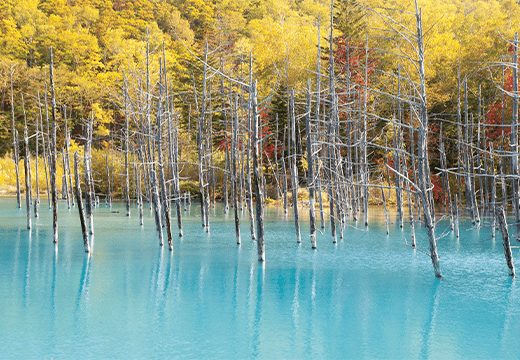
[1,197,520,359]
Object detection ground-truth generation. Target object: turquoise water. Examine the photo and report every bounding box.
[1,197,520,359]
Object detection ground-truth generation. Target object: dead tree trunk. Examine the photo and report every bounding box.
[290,89,301,244]
[74,152,89,253]
[63,106,74,208]
[232,94,241,245]
[315,17,325,230]
[138,167,144,226]
[415,3,441,277]
[362,36,369,227]
[39,89,51,210]
[306,79,317,249]
[395,66,404,228]
[198,44,208,231]
[85,112,95,235]
[157,67,173,250]
[173,120,183,237]
[511,32,520,240]
[10,68,21,209]
[34,114,39,218]
[490,143,497,239]
[282,122,288,214]
[24,123,32,230]
[464,80,479,224]
[124,88,131,217]
[222,76,230,214]
[327,5,337,242]
[497,207,516,276]
[402,150,415,246]
[246,53,256,240]
[381,185,389,235]
[49,47,59,243]
[251,81,265,261]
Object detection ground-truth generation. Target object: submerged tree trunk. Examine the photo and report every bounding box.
[415,3,441,277]
[85,112,95,235]
[232,94,241,245]
[49,47,59,244]
[138,167,144,226]
[198,44,208,231]
[10,68,21,209]
[40,89,51,210]
[246,53,256,240]
[222,76,230,214]
[306,80,317,249]
[74,152,90,253]
[63,106,74,208]
[124,88,131,217]
[497,207,516,277]
[24,125,32,230]
[157,69,173,251]
[251,81,265,261]
[511,32,520,240]
[290,89,301,244]
[174,121,183,237]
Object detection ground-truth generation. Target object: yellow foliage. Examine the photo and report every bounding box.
[0,154,65,196]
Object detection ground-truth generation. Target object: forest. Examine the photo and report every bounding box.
[2,0,520,277]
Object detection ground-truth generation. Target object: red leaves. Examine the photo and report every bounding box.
[485,62,516,146]
[485,101,510,144]
[329,35,379,88]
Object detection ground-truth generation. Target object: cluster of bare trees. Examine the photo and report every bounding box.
[10,1,520,278]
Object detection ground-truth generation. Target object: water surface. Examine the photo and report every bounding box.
[1,198,519,359]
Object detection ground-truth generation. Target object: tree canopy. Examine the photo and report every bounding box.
[1,0,519,156]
